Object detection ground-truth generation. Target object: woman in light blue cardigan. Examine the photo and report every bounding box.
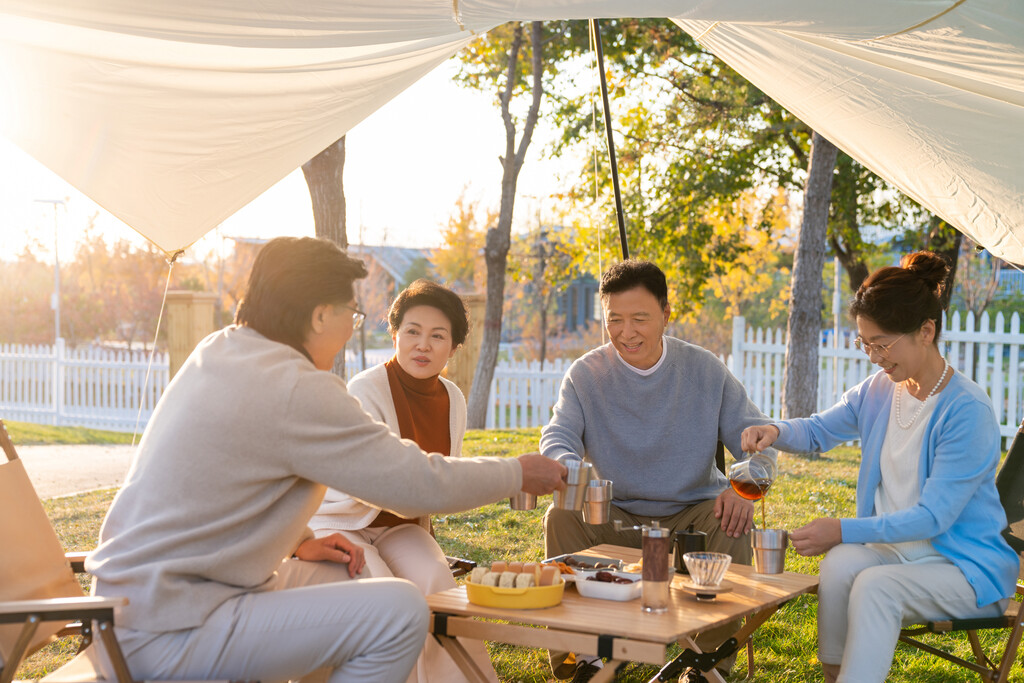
[742,251,1017,683]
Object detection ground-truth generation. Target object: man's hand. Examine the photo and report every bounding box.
[518,453,567,495]
[790,518,842,556]
[713,487,754,538]
[740,425,780,453]
[294,533,366,577]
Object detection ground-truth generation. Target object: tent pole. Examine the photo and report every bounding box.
[590,18,629,260]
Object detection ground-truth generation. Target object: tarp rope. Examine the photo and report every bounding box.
[589,18,629,261]
[588,18,607,344]
[131,250,183,446]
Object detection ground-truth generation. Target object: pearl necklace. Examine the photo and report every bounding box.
[895,359,950,430]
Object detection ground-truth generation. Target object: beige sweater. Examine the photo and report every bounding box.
[87,326,521,632]
[310,362,467,533]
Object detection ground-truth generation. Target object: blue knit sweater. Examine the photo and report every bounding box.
[774,369,1017,607]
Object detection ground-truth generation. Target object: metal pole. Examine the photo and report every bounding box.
[589,18,629,260]
[34,199,64,342]
[833,256,841,404]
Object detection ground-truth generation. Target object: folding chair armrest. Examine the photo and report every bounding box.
[0,596,127,624]
[66,551,90,574]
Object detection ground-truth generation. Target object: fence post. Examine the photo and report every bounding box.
[54,338,66,426]
[731,316,745,377]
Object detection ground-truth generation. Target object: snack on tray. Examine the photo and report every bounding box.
[481,571,501,587]
[554,561,575,575]
[491,561,508,574]
[622,560,643,573]
[515,573,536,588]
[539,566,559,586]
[499,571,519,588]
[469,567,489,584]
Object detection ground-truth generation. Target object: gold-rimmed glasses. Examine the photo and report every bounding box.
[345,304,366,330]
[854,333,905,359]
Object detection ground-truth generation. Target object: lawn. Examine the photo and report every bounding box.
[4,421,135,445]
[18,427,1015,682]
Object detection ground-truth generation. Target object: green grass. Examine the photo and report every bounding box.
[18,427,1019,682]
[4,420,136,445]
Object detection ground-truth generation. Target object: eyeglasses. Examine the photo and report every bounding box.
[854,333,905,359]
[345,305,366,330]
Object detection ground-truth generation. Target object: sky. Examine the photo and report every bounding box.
[0,58,578,262]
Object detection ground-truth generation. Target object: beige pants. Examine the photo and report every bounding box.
[544,500,751,676]
[114,558,427,683]
[819,543,1008,683]
[322,524,499,683]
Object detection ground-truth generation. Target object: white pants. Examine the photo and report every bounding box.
[114,558,428,683]
[818,543,1008,683]
[321,525,499,683]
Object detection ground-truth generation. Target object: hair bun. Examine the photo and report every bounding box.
[900,251,950,296]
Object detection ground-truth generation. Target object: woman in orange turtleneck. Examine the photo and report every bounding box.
[310,279,497,683]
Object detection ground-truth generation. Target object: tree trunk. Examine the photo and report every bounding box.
[783,131,839,438]
[827,157,870,293]
[829,232,869,294]
[302,136,348,378]
[921,216,962,311]
[466,22,544,428]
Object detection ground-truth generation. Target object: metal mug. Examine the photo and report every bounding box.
[582,479,612,524]
[509,491,537,510]
[751,528,788,574]
[553,461,593,511]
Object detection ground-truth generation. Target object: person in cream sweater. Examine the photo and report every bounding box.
[87,237,565,683]
[311,279,497,683]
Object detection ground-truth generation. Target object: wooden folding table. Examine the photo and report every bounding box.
[426,544,818,682]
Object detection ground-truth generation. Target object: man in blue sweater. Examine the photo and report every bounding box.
[541,259,774,682]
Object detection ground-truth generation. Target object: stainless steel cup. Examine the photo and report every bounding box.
[751,528,788,574]
[582,479,612,524]
[509,491,537,510]
[553,461,593,511]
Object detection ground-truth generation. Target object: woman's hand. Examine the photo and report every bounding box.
[294,533,366,577]
[741,425,780,453]
[790,518,842,556]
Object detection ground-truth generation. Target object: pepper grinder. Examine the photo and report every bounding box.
[613,519,673,613]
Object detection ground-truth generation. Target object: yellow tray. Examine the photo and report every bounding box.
[465,579,565,609]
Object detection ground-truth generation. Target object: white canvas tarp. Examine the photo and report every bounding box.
[1,1,1022,263]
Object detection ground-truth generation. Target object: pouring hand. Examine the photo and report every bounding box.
[518,452,567,495]
[741,425,780,454]
[713,488,754,538]
[790,518,842,556]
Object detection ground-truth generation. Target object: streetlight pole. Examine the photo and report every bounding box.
[34,199,65,342]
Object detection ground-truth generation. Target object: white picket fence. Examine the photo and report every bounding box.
[730,311,1024,443]
[0,340,170,432]
[485,358,572,430]
[4,310,1023,439]
[0,343,390,433]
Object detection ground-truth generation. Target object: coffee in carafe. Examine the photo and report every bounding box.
[728,453,777,528]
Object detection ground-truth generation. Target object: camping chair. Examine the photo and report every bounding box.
[0,418,135,683]
[897,418,1024,683]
